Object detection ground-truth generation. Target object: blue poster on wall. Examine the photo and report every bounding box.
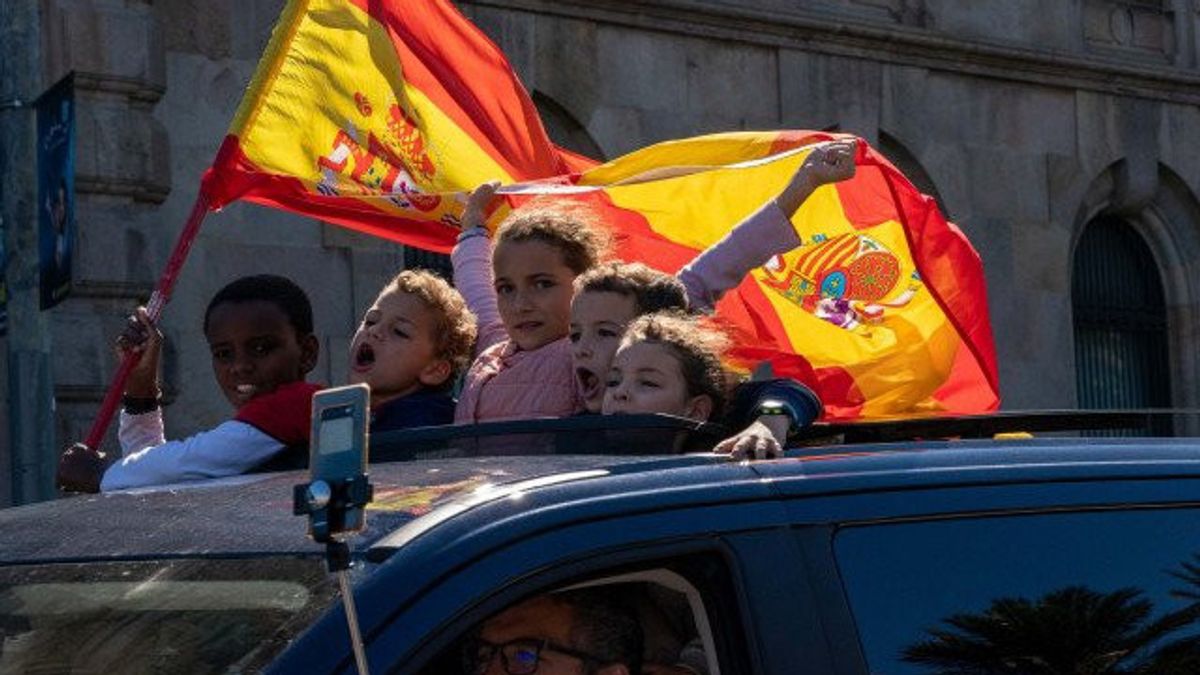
[36,73,75,310]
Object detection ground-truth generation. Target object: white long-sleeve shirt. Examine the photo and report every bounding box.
[99,409,284,491]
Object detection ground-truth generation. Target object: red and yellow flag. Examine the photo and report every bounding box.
[201,0,582,251]
[202,0,999,419]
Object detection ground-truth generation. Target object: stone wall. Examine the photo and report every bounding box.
[9,0,1200,501]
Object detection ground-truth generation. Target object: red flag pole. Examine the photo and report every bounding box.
[81,192,211,452]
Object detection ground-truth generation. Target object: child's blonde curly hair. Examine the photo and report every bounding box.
[495,199,613,274]
[386,269,477,385]
[620,311,730,417]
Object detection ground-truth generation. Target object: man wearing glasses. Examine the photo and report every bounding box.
[463,588,643,675]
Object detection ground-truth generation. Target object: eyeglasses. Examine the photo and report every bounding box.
[461,637,604,675]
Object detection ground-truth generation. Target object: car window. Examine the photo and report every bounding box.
[410,558,741,675]
[833,507,1200,674]
[0,557,336,674]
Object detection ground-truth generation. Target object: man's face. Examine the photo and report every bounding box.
[472,596,590,675]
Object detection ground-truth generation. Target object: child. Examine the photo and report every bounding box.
[570,262,690,414]
[603,312,729,422]
[56,274,321,492]
[586,290,822,459]
[348,269,477,431]
[453,194,610,422]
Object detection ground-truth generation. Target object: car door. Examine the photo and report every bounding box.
[323,477,848,675]
[766,467,1200,674]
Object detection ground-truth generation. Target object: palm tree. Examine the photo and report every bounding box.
[902,584,1200,675]
[1167,553,1200,609]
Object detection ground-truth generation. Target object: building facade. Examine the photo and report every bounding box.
[2,0,1198,504]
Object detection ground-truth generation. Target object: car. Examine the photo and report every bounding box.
[1,412,1199,674]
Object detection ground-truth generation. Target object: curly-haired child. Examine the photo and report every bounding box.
[348,269,477,431]
[600,307,822,460]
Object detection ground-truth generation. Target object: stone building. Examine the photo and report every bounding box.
[2,0,1197,504]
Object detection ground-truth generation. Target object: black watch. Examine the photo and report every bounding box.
[754,398,798,426]
[122,394,161,415]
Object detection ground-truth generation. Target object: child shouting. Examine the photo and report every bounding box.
[56,274,322,492]
[570,262,690,413]
[348,269,477,431]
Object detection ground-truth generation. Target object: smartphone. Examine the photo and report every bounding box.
[308,384,370,537]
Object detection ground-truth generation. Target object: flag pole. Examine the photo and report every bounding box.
[80,192,211,452]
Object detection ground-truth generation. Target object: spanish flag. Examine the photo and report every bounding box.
[202,0,999,419]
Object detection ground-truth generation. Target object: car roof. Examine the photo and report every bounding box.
[7,431,1200,565]
[0,454,719,564]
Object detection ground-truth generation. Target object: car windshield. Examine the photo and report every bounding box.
[0,557,336,674]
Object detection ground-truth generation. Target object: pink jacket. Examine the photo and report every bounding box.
[454,337,580,423]
[450,201,797,423]
[452,235,584,423]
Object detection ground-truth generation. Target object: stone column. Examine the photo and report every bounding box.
[37,0,171,501]
[1,0,52,506]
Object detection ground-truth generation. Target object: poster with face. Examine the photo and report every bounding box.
[37,73,75,310]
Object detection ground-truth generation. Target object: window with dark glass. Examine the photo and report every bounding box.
[834,508,1200,674]
[414,554,743,675]
[1072,216,1171,431]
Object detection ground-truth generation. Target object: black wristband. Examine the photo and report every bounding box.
[754,398,799,427]
[122,395,161,415]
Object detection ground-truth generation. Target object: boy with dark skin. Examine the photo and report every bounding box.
[56,275,321,493]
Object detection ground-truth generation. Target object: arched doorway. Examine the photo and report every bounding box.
[1072,216,1171,423]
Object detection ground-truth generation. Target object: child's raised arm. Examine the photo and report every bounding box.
[678,140,858,312]
[451,181,508,356]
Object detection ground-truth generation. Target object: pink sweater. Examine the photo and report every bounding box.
[451,201,797,424]
[454,337,580,423]
[452,235,583,423]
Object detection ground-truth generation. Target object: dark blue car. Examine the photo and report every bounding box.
[2,414,1199,674]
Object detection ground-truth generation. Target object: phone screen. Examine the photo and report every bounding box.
[318,414,354,456]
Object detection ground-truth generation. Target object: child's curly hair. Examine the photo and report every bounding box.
[620,311,729,418]
[385,269,477,385]
[495,199,612,274]
[574,262,689,314]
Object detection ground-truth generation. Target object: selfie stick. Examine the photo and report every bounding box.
[76,193,211,453]
[295,474,374,674]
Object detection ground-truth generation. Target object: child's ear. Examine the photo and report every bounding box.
[299,334,320,375]
[685,394,714,422]
[418,359,453,388]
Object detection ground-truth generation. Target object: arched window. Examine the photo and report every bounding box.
[1072,216,1171,418]
[877,131,949,218]
[532,91,605,161]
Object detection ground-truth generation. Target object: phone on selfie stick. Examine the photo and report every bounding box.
[293,383,373,675]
